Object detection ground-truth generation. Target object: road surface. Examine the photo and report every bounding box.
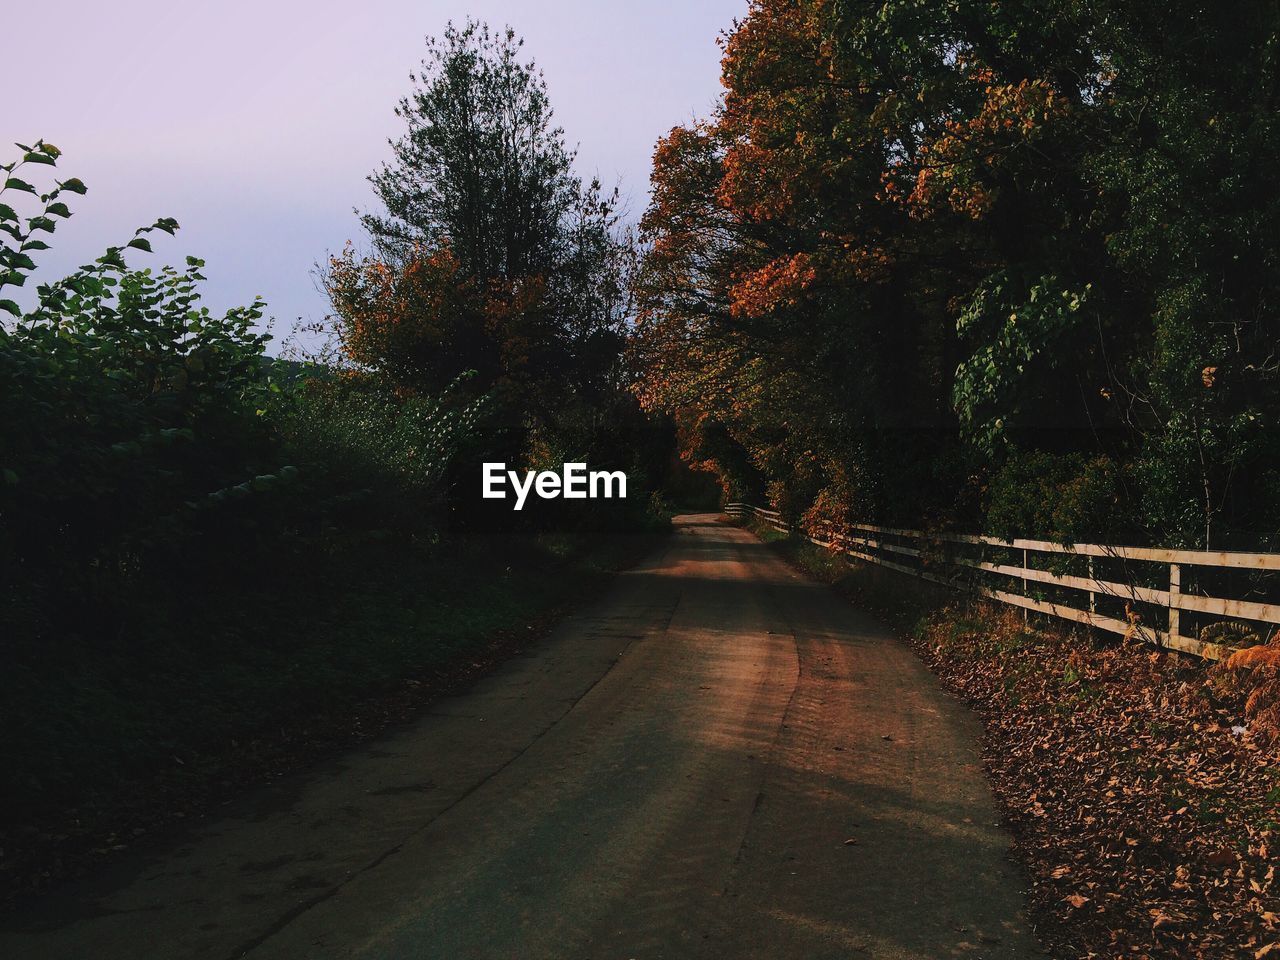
[2,514,1038,959]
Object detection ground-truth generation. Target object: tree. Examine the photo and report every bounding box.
[364,21,578,282]
[325,22,653,526]
[633,0,1280,547]
[336,21,632,407]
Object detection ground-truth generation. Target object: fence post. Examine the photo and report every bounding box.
[1088,555,1096,619]
[1168,563,1181,644]
[1022,548,1029,622]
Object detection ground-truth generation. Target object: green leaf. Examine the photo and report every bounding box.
[59,177,87,195]
[127,237,153,252]
[0,299,20,316]
[46,201,71,218]
[3,177,36,194]
[23,152,56,166]
[2,468,18,486]
[0,203,16,221]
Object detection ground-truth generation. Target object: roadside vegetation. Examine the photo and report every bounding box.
[0,22,669,900]
[634,0,1280,552]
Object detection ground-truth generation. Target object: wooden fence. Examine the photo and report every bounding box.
[725,503,1280,661]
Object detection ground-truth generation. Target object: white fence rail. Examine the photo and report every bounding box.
[725,503,1280,660]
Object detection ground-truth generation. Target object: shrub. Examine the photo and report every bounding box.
[1,143,286,642]
[984,450,1130,544]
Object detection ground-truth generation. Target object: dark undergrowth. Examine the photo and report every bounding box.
[741,516,1280,960]
[0,528,664,906]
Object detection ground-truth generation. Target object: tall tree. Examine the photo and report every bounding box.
[325,21,653,511]
[331,20,631,402]
[363,21,578,282]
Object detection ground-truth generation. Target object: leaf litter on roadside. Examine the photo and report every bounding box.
[913,604,1280,959]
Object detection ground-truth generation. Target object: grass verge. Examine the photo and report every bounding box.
[740,515,1280,959]
[1,526,665,905]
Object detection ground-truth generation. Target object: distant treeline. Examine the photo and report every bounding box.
[631,0,1280,549]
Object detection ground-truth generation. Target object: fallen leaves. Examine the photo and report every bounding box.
[914,602,1280,959]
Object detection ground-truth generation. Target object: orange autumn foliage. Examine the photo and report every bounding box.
[730,254,816,318]
[325,243,486,389]
[325,243,563,406]
[889,70,1066,220]
[1226,636,1280,669]
[1216,632,1280,748]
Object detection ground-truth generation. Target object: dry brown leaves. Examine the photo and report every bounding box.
[915,604,1280,959]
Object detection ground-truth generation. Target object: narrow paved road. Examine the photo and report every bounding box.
[3,515,1038,959]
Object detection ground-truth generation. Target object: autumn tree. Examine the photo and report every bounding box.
[633,0,1280,547]
[634,0,969,523]
[332,24,629,393]
[325,21,661,523]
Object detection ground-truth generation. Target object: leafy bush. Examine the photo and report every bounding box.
[1,143,288,642]
[984,450,1129,544]
[0,141,649,845]
[277,371,489,536]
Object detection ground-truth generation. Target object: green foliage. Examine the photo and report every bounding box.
[0,140,80,307]
[953,273,1091,455]
[363,19,578,278]
[984,451,1127,545]
[278,371,490,532]
[0,143,494,662]
[1,146,285,636]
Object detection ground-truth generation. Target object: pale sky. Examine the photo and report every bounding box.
[7,0,744,343]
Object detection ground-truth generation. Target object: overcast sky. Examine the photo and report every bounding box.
[8,0,744,343]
